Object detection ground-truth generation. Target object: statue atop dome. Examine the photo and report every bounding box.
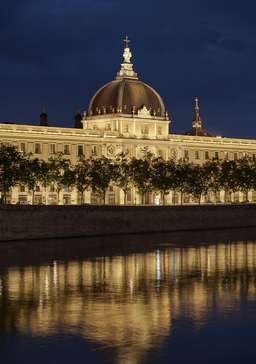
[123,47,132,63]
[116,36,138,80]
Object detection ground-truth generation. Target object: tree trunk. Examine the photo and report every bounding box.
[124,191,127,205]
[141,193,145,205]
[57,189,60,205]
[162,191,166,206]
[81,190,84,205]
[3,190,6,204]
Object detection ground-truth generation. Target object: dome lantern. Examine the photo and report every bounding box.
[116,35,138,80]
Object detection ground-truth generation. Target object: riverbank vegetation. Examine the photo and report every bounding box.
[0,144,255,204]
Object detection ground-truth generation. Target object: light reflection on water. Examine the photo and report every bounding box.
[1,237,256,363]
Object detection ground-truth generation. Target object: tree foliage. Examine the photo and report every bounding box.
[1,144,256,205]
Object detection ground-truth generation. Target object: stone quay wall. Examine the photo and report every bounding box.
[0,204,256,241]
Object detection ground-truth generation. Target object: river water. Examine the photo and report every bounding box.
[1,229,256,364]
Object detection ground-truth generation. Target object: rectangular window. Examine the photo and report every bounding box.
[184,150,189,160]
[35,143,41,154]
[125,124,129,133]
[224,152,228,160]
[64,144,70,155]
[205,151,209,160]
[77,145,84,156]
[106,124,111,131]
[20,143,26,153]
[195,151,200,160]
[35,186,40,192]
[92,145,97,156]
[49,144,56,154]
[234,152,238,160]
[215,152,219,160]
[253,154,256,161]
[20,185,25,193]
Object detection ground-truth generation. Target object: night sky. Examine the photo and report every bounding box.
[0,0,255,138]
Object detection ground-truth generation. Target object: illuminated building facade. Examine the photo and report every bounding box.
[1,37,256,205]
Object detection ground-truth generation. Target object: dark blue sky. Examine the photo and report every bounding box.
[0,0,255,137]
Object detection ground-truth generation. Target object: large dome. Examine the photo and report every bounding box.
[88,78,165,117]
[87,38,166,118]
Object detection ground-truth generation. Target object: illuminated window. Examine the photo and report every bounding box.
[205,151,209,160]
[215,152,219,159]
[195,151,200,160]
[234,152,238,160]
[184,150,189,160]
[224,152,228,160]
[20,185,25,192]
[35,143,41,154]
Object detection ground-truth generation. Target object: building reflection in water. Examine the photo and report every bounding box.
[1,241,256,363]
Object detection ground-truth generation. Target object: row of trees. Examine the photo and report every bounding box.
[1,144,256,205]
